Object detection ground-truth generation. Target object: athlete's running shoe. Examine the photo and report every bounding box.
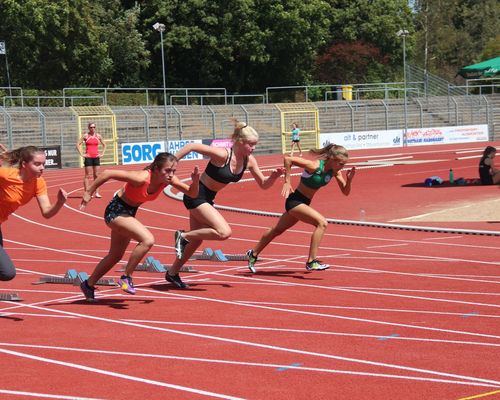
[246,249,258,273]
[80,280,96,302]
[174,230,189,259]
[305,259,330,271]
[165,272,189,289]
[118,275,136,294]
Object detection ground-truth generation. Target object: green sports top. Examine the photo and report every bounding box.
[300,159,334,189]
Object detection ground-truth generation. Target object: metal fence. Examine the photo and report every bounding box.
[1,93,497,167]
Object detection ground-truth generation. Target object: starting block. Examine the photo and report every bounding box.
[190,247,228,261]
[190,248,249,262]
[133,256,167,273]
[32,269,115,286]
[123,256,197,273]
[0,293,23,301]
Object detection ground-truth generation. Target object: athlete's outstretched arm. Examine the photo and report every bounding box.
[80,169,148,209]
[36,189,68,218]
[170,166,200,198]
[247,155,284,189]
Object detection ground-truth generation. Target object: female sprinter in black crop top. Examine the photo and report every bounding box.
[246,144,355,273]
[166,121,284,288]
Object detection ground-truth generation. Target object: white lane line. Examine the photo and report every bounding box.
[15,200,500,254]
[119,319,500,347]
[422,236,464,241]
[456,155,480,160]
[3,239,500,315]
[366,243,409,249]
[0,348,245,400]
[231,301,500,319]
[0,389,103,399]
[140,281,500,340]
[0,343,496,388]
[5,302,500,388]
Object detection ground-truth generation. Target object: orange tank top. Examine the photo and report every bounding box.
[0,167,47,223]
[123,170,166,204]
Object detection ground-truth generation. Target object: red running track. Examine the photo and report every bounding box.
[1,142,499,399]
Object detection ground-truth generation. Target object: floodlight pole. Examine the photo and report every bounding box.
[0,41,13,99]
[153,22,169,146]
[397,29,409,146]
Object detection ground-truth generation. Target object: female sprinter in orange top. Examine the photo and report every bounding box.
[79,152,199,302]
[0,145,67,281]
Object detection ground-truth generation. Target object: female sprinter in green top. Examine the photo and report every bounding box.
[247,143,355,272]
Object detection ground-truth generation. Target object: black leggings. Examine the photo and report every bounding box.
[0,226,16,281]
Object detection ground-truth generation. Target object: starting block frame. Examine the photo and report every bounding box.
[33,269,115,286]
[190,248,249,262]
[122,256,197,273]
[0,292,23,301]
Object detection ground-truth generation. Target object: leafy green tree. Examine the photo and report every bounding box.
[315,0,413,84]
[91,1,150,87]
[480,35,500,61]
[0,0,110,89]
[413,0,500,80]
[141,0,331,92]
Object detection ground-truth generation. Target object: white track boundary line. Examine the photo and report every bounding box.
[0,343,495,388]
[0,348,245,400]
[0,389,103,399]
[5,302,500,388]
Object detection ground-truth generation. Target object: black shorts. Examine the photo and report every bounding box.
[183,181,217,210]
[292,139,300,143]
[285,190,311,212]
[104,195,138,224]
[480,176,493,185]
[84,157,101,167]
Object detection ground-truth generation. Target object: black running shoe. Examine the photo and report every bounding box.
[80,280,96,302]
[174,230,189,259]
[165,272,189,289]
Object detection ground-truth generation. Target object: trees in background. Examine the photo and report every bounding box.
[315,0,412,85]
[412,0,500,81]
[0,0,498,92]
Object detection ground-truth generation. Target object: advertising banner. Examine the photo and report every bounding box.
[121,141,165,165]
[167,140,203,160]
[406,124,489,146]
[40,146,62,169]
[320,129,403,150]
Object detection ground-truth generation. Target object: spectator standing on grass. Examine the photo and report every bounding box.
[246,144,355,273]
[168,120,284,289]
[479,146,500,185]
[290,123,303,157]
[76,122,107,198]
[78,152,199,302]
[0,144,67,281]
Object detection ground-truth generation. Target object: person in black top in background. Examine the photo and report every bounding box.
[479,146,500,185]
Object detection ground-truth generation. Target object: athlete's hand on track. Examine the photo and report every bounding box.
[80,191,92,210]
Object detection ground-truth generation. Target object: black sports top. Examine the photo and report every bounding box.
[205,148,248,184]
[479,157,493,185]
